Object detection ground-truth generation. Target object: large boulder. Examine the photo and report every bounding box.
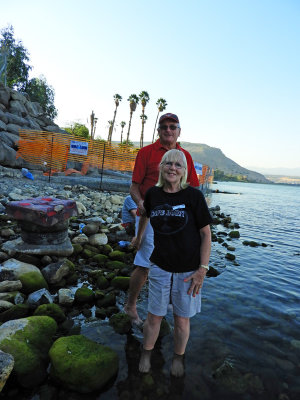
[0,131,19,148]
[49,335,119,393]
[0,350,14,392]
[0,141,23,167]
[0,316,57,387]
[1,259,48,294]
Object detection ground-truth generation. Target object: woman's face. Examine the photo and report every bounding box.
[162,158,185,186]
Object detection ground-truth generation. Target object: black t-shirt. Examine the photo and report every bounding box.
[144,186,213,273]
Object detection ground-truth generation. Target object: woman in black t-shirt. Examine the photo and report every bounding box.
[132,149,212,377]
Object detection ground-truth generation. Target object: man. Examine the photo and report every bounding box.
[121,195,137,236]
[124,113,199,325]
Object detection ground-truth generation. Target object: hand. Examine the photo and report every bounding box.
[131,236,142,250]
[184,268,207,297]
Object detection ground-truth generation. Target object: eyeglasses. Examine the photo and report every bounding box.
[159,124,179,131]
[164,161,183,169]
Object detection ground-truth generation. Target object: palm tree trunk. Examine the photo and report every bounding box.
[127,111,133,143]
[152,110,159,143]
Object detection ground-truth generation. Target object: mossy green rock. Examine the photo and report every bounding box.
[93,254,109,265]
[106,260,127,270]
[75,287,95,304]
[111,277,130,291]
[72,244,83,255]
[109,312,131,334]
[96,275,109,289]
[33,303,66,323]
[99,244,113,255]
[108,250,126,262]
[96,292,116,308]
[229,231,240,238]
[0,316,57,387]
[82,249,97,259]
[84,244,99,253]
[49,335,118,393]
[0,304,30,323]
[19,271,48,294]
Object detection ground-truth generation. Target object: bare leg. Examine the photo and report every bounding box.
[171,315,190,377]
[139,312,163,373]
[124,266,149,325]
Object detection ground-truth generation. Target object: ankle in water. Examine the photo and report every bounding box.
[171,353,185,377]
[139,348,152,373]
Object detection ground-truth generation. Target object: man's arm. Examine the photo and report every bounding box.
[130,182,146,215]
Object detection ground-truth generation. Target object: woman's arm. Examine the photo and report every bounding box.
[131,215,149,250]
[184,224,211,297]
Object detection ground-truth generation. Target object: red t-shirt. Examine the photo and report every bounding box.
[132,139,199,200]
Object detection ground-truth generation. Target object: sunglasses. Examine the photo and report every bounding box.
[159,124,179,131]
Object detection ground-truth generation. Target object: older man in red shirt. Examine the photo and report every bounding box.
[125,113,199,325]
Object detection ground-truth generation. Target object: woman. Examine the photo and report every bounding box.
[132,149,212,377]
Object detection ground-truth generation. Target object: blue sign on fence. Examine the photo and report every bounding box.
[194,162,203,175]
[70,140,89,156]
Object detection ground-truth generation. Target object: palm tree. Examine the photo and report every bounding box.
[108,94,122,143]
[139,91,150,148]
[140,114,148,148]
[120,121,126,143]
[126,94,139,143]
[152,98,167,143]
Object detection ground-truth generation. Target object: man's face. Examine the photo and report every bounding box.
[158,119,181,147]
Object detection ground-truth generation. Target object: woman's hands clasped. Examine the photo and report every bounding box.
[184,267,207,297]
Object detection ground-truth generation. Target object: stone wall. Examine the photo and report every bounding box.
[0,83,66,170]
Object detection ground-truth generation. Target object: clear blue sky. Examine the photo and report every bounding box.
[1,0,299,172]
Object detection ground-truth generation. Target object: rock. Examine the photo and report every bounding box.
[74,287,94,304]
[0,141,23,167]
[0,304,30,323]
[92,254,108,265]
[0,86,10,107]
[19,271,48,294]
[41,259,72,284]
[75,201,87,215]
[9,100,28,116]
[82,223,99,235]
[6,123,22,135]
[72,233,89,244]
[229,231,240,238]
[88,233,108,246]
[0,280,22,292]
[58,288,74,306]
[0,300,14,312]
[0,316,57,388]
[25,101,43,117]
[27,288,53,309]
[1,227,15,237]
[111,277,130,290]
[11,91,27,104]
[110,195,123,205]
[0,119,7,131]
[33,303,66,323]
[0,131,19,148]
[109,312,131,334]
[0,350,14,392]
[49,335,119,393]
[96,275,109,289]
[225,253,236,261]
[108,250,126,262]
[96,292,116,308]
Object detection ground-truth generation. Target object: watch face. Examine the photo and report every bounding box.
[150,203,188,235]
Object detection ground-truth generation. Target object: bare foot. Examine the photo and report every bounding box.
[171,354,185,377]
[139,349,152,373]
[124,304,143,327]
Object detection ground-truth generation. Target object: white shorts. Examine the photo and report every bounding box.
[148,264,202,318]
[133,215,154,268]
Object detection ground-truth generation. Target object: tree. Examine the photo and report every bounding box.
[139,90,150,148]
[152,98,167,143]
[25,76,58,120]
[140,114,148,147]
[108,94,122,143]
[126,94,139,143]
[63,122,90,138]
[120,121,126,143]
[0,25,31,91]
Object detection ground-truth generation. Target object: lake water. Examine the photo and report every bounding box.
[70,182,300,399]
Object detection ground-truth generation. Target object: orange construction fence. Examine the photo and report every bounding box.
[16,129,213,185]
[17,130,139,175]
